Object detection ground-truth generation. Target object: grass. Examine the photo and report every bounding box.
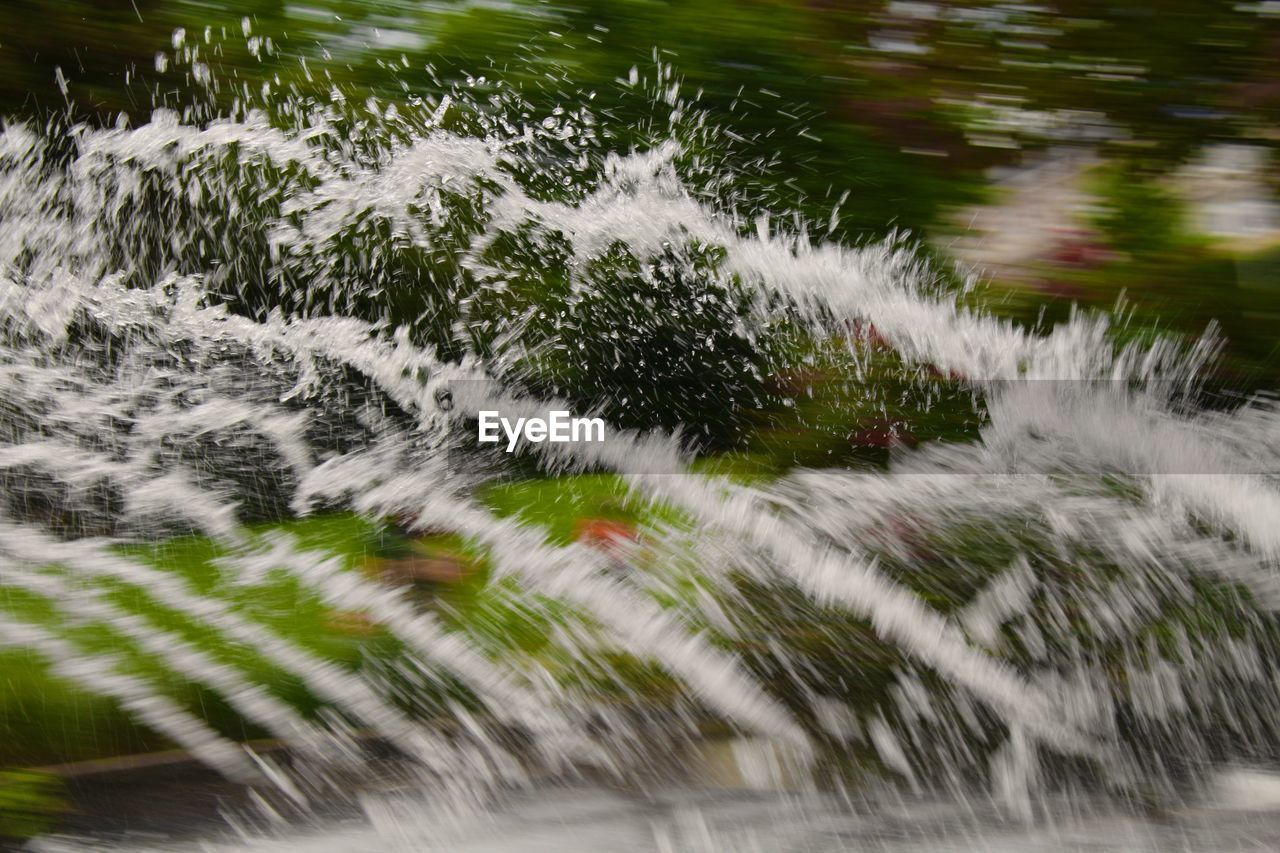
[479,474,687,543]
[0,769,64,841]
[4,464,1278,826]
[0,476,685,770]
[0,384,985,770]
[0,513,390,768]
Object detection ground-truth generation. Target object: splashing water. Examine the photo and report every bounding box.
[3,29,1280,849]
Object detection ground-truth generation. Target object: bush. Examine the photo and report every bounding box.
[485,240,795,451]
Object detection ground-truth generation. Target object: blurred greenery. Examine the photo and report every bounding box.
[0,769,65,841]
[6,1,1276,234]
[2,0,1276,405]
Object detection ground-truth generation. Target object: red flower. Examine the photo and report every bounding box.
[573,518,637,556]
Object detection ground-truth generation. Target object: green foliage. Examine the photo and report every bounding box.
[744,333,986,472]
[6,0,1277,435]
[496,241,796,451]
[0,769,65,841]
[1088,163,1197,259]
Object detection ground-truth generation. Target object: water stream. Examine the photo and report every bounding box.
[3,30,1280,850]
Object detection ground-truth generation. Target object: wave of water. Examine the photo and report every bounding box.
[3,31,1280,848]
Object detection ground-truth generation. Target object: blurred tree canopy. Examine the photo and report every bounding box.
[3,1,1276,239]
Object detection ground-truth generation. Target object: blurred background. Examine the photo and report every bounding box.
[3,0,1278,384]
